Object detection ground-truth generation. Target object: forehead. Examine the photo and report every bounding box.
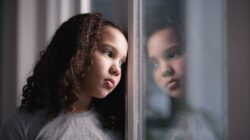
[101,26,121,38]
[100,26,128,56]
[147,28,178,56]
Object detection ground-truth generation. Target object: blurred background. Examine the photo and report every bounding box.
[0,0,249,140]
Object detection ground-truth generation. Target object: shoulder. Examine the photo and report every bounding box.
[0,109,29,140]
[0,108,47,140]
[166,111,218,140]
[36,108,121,140]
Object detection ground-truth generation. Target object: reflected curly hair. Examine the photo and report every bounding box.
[20,13,126,131]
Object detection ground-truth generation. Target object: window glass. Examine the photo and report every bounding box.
[91,0,114,21]
[144,0,225,139]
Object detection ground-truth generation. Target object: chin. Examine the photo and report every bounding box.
[169,90,181,98]
[94,91,110,99]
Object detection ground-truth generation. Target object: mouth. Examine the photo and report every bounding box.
[165,79,180,90]
[104,78,115,89]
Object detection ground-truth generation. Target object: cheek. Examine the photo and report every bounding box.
[118,76,122,86]
[153,70,162,85]
[92,58,107,72]
[173,58,185,77]
[117,74,121,82]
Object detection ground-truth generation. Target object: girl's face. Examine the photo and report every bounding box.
[79,26,128,99]
[147,28,184,98]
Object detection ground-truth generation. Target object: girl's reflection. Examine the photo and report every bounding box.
[147,20,184,98]
[146,18,217,140]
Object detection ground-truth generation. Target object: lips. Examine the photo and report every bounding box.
[104,79,115,89]
[165,79,179,90]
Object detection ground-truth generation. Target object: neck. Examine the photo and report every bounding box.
[71,93,93,113]
[171,96,189,114]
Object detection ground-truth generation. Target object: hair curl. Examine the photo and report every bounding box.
[20,13,126,134]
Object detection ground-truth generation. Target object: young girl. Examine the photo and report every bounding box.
[0,13,128,140]
[147,18,218,140]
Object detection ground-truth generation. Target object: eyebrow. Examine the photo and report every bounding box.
[164,45,182,54]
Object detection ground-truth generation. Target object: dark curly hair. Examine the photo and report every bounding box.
[20,13,126,133]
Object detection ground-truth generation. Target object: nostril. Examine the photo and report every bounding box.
[114,68,120,76]
[162,69,174,77]
[110,65,120,76]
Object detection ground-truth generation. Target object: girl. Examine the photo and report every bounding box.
[0,13,128,140]
[147,18,218,140]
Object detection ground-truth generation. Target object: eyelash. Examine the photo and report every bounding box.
[148,48,183,69]
[165,48,182,59]
[103,50,113,57]
[119,61,126,68]
[103,49,125,68]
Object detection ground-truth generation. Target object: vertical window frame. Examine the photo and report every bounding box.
[126,0,144,140]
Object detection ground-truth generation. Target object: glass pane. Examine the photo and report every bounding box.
[143,0,225,139]
[91,0,114,21]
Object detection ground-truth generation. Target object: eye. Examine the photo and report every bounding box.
[165,47,182,59]
[166,51,178,59]
[119,62,123,68]
[119,61,125,68]
[103,50,113,57]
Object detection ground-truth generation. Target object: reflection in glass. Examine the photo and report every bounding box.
[144,0,220,139]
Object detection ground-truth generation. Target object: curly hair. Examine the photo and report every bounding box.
[20,13,126,133]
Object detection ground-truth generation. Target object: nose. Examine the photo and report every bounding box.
[162,68,174,77]
[160,62,174,77]
[109,63,121,76]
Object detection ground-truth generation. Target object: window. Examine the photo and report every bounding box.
[142,0,225,139]
[1,0,249,139]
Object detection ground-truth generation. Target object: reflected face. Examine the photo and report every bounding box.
[147,28,184,97]
[79,26,128,99]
